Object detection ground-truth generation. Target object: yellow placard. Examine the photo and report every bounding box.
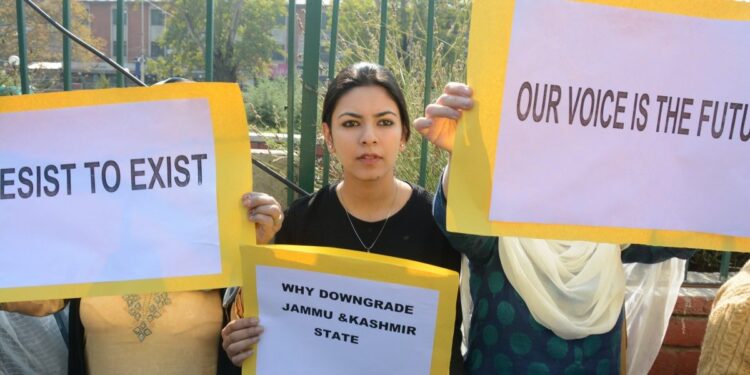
[0,83,253,302]
[450,0,750,252]
[240,244,458,375]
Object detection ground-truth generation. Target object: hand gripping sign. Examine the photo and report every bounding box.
[240,244,458,375]
[0,83,253,302]
[450,0,750,252]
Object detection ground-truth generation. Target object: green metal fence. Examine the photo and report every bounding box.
[12,0,439,191]
[10,0,740,282]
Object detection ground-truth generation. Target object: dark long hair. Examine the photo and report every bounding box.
[321,62,411,142]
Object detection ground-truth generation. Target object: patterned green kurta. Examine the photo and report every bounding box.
[433,183,690,375]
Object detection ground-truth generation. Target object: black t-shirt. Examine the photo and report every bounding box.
[276,183,465,374]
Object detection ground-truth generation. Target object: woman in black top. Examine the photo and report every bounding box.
[222,62,464,374]
[276,184,459,272]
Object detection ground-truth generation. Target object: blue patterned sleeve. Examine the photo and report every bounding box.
[433,177,497,264]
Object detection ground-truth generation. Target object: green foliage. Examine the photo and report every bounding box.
[94,74,111,89]
[0,0,104,91]
[318,0,472,191]
[244,76,301,131]
[689,251,750,273]
[0,70,20,95]
[150,0,285,82]
[335,0,470,78]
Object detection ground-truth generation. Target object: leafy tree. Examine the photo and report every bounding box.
[0,0,104,91]
[149,0,285,83]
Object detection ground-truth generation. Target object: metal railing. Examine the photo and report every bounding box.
[10,0,739,282]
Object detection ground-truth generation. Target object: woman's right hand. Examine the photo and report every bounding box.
[221,317,265,367]
[242,192,284,245]
[413,82,474,153]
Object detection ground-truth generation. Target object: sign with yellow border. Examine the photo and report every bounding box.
[451,0,750,252]
[240,244,458,375]
[0,83,253,302]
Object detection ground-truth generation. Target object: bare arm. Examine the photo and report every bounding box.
[0,300,65,317]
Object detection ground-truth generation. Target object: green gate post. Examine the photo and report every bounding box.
[287,0,297,203]
[15,0,30,94]
[205,0,214,81]
[378,0,387,65]
[63,0,72,91]
[298,0,323,193]
[322,0,340,186]
[418,0,436,186]
[116,0,124,87]
[720,252,732,281]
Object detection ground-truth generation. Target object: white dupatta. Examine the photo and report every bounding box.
[498,238,626,340]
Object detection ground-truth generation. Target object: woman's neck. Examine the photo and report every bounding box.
[337,175,402,222]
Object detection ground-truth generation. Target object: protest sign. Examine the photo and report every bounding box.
[0,83,253,302]
[449,0,750,251]
[240,244,458,375]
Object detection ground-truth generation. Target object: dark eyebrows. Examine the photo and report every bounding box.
[375,110,397,117]
[337,112,362,119]
[336,110,398,119]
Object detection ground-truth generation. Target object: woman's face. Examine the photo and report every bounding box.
[323,85,405,183]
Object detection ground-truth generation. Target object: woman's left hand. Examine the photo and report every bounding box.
[221,317,264,367]
[241,192,283,244]
[413,82,474,153]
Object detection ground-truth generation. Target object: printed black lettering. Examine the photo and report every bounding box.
[84,162,100,193]
[568,86,581,125]
[1,168,16,200]
[166,156,172,188]
[740,104,750,142]
[636,93,649,131]
[131,158,146,190]
[35,166,41,197]
[712,102,729,139]
[17,167,33,198]
[43,165,60,197]
[697,100,713,137]
[727,102,744,140]
[174,155,190,187]
[281,283,314,296]
[579,88,595,127]
[313,328,359,344]
[677,98,693,136]
[60,164,76,195]
[101,160,120,193]
[517,82,533,121]
[592,89,601,127]
[148,157,165,189]
[546,84,561,124]
[599,90,614,128]
[531,83,547,122]
[655,95,668,133]
[191,154,207,185]
[612,91,627,129]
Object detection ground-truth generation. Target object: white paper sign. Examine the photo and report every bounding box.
[0,99,219,288]
[255,265,439,375]
[490,0,750,237]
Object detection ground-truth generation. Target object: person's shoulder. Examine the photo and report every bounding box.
[277,185,336,244]
[393,182,436,221]
[286,184,336,216]
[405,182,435,207]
